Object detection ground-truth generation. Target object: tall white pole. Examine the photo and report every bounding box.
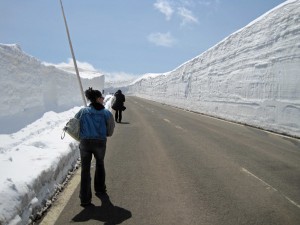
[59,0,87,106]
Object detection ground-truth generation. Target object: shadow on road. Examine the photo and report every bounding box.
[72,194,132,225]
[117,122,130,125]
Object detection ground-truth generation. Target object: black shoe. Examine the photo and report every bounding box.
[95,191,107,198]
[96,192,109,201]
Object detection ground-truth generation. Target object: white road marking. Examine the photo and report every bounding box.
[163,119,187,132]
[241,167,300,209]
[163,119,171,123]
[40,168,81,225]
[241,168,278,192]
[175,125,183,130]
[284,196,300,209]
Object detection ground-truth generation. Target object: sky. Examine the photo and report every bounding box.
[0,0,285,76]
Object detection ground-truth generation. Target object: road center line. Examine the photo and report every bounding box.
[175,125,183,130]
[163,119,171,123]
[241,167,300,209]
[163,119,187,132]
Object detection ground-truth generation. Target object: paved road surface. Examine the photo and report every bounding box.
[40,96,300,225]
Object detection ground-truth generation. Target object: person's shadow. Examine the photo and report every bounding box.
[72,194,132,225]
[118,122,130,124]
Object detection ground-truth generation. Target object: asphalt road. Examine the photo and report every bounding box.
[41,96,300,225]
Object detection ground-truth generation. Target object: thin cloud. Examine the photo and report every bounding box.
[177,7,199,26]
[147,32,176,47]
[197,0,221,10]
[198,0,211,6]
[153,0,200,27]
[154,0,174,20]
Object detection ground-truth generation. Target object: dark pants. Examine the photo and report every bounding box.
[115,110,122,122]
[79,139,107,204]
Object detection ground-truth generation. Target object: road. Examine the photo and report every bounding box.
[41,96,300,225]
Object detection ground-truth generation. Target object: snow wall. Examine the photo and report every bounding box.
[0,44,104,134]
[127,0,300,138]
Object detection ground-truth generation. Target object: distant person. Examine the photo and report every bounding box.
[112,90,126,123]
[75,87,115,207]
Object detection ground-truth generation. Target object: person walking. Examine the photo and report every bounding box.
[75,87,115,207]
[112,90,125,123]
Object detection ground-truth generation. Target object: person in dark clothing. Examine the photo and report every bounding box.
[75,88,115,207]
[112,90,125,123]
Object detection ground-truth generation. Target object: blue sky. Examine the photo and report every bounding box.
[1,0,285,76]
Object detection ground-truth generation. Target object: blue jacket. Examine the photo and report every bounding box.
[75,105,115,140]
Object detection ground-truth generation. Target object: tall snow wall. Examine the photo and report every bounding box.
[127,0,300,138]
[0,44,104,133]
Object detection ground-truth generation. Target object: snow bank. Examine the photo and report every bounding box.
[0,44,104,134]
[0,107,81,224]
[0,43,109,224]
[127,0,300,137]
[0,94,114,225]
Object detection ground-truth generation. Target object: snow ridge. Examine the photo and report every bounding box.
[0,107,81,224]
[0,44,104,134]
[127,0,300,137]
